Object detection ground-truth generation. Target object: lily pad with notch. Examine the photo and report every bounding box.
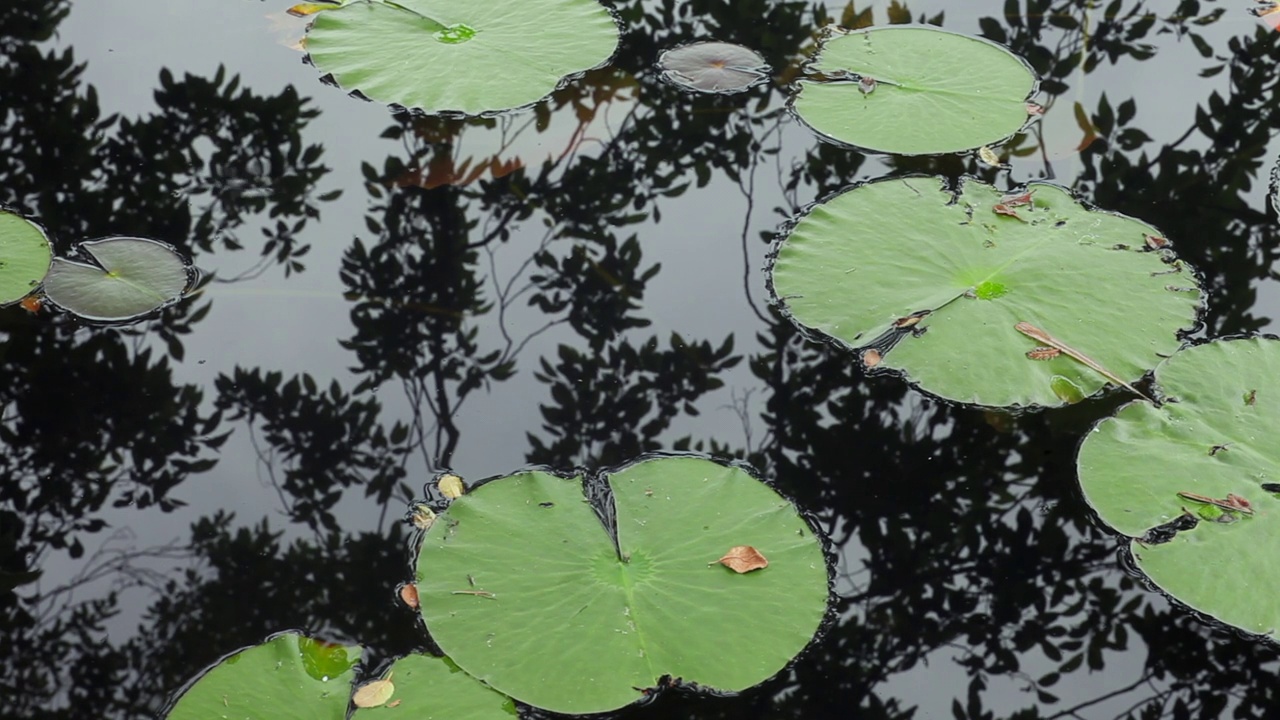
[1077,338,1280,637]
[657,41,770,94]
[414,455,830,715]
[304,0,620,115]
[0,209,52,306]
[42,237,192,323]
[164,632,360,720]
[767,176,1202,408]
[791,25,1038,155]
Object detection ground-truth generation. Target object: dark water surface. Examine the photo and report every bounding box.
[6,1,1280,718]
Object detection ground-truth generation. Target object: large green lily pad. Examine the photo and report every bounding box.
[43,237,191,322]
[0,209,52,305]
[164,633,360,720]
[768,176,1202,408]
[415,456,830,715]
[791,26,1037,155]
[305,0,619,114]
[351,654,516,718]
[1078,338,1280,636]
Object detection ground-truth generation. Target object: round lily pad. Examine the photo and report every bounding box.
[0,209,52,306]
[657,41,770,93]
[43,237,191,322]
[164,633,361,720]
[767,176,1202,408]
[791,26,1037,155]
[351,654,516,718]
[1078,338,1280,636]
[305,0,620,114]
[414,456,830,715]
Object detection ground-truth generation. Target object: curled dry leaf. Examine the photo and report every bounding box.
[438,474,466,499]
[717,545,769,573]
[399,583,420,609]
[411,504,437,531]
[352,674,395,709]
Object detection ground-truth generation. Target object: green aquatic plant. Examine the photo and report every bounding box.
[768,176,1202,407]
[791,25,1037,155]
[1078,338,1280,637]
[304,0,619,114]
[42,237,192,322]
[414,455,830,714]
[657,41,771,93]
[164,633,360,720]
[0,209,52,306]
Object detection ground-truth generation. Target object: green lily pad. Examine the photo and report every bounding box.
[305,0,619,114]
[0,209,52,306]
[1078,338,1280,636]
[657,41,770,93]
[164,633,361,720]
[767,176,1202,408]
[791,26,1037,155]
[43,237,191,322]
[351,654,516,717]
[415,456,830,715]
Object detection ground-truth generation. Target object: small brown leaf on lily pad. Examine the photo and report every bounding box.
[718,545,768,573]
[353,674,395,708]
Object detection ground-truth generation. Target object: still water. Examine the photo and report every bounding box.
[5,1,1280,718]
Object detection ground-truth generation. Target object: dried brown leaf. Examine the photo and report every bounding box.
[718,545,768,573]
[399,583,419,609]
[353,675,395,709]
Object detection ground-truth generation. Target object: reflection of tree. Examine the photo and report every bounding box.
[12,1,1280,719]
[0,0,338,716]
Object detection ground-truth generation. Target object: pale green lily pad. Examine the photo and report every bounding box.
[658,41,770,93]
[351,654,516,717]
[165,633,360,720]
[767,176,1202,408]
[791,26,1037,155]
[305,0,619,114]
[415,456,830,715]
[43,237,191,322]
[1078,338,1280,637]
[0,209,52,306]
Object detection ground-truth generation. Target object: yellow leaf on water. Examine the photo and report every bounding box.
[287,2,340,17]
[438,474,466,499]
[352,675,395,708]
[978,146,1001,167]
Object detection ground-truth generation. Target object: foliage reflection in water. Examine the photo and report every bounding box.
[6,1,1280,719]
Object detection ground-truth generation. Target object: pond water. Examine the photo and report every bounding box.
[6,0,1280,718]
